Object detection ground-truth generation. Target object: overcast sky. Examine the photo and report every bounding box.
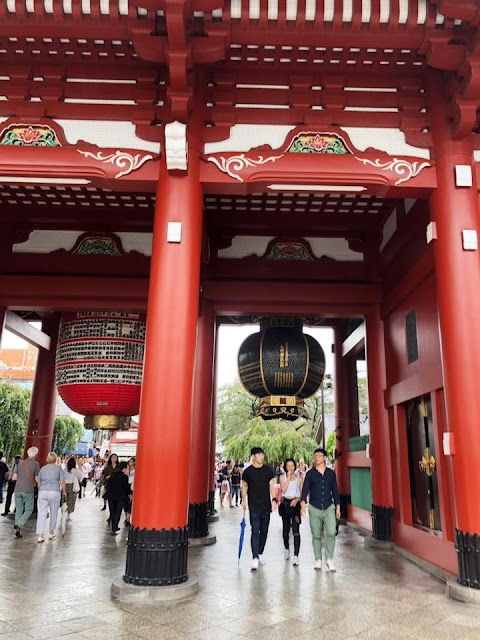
[216,324,334,386]
[1,323,335,387]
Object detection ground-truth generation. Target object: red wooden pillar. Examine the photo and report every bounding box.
[188,300,216,538]
[124,149,203,587]
[333,325,350,518]
[0,307,6,344]
[427,71,480,589]
[365,305,394,540]
[23,317,59,465]
[208,319,219,516]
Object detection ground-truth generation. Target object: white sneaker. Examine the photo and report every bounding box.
[37,536,44,543]
[292,556,299,566]
[326,559,336,572]
[314,559,322,570]
[284,549,290,560]
[258,554,266,565]
[251,558,259,571]
[49,533,55,540]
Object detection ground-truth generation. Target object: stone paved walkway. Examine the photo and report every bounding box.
[1,488,480,640]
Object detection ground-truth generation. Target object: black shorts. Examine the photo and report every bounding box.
[81,478,88,488]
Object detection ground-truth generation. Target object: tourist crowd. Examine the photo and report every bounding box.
[1,444,340,572]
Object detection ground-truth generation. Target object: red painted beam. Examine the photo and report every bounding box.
[345,450,371,468]
[0,275,148,312]
[203,280,380,315]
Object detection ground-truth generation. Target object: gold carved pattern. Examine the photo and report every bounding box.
[419,447,436,477]
[279,342,289,368]
[274,372,294,388]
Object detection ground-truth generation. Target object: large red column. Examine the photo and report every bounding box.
[124,147,203,587]
[188,300,216,538]
[207,319,219,517]
[23,317,59,466]
[333,324,350,518]
[365,305,394,540]
[0,307,6,345]
[427,71,480,589]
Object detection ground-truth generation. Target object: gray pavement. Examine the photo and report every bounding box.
[1,488,480,639]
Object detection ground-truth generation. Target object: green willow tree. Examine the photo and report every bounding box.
[223,421,318,464]
[52,415,83,456]
[0,381,31,460]
[0,381,84,461]
[216,378,333,443]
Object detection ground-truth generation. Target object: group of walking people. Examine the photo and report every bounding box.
[0,447,135,540]
[1,446,82,541]
[241,445,340,571]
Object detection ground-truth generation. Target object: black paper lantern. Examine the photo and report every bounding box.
[238,317,325,420]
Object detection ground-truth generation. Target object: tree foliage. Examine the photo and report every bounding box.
[216,374,368,463]
[0,381,84,461]
[326,431,335,463]
[52,415,83,455]
[216,378,334,444]
[223,421,318,464]
[0,381,31,461]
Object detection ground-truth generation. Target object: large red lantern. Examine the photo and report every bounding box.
[55,312,145,430]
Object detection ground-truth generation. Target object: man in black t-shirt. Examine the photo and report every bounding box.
[241,447,276,570]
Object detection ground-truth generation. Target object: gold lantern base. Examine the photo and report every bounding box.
[256,396,309,421]
[84,415,131,431]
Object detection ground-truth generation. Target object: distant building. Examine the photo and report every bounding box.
[0,345,74,416]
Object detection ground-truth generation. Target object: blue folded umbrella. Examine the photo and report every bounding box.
[238,516,246,564]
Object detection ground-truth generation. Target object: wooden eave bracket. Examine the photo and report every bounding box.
[430,0,480,22]
[5,310,51,350]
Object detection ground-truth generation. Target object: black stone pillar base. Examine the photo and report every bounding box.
[207,490,216,516]
[371,504,394,541]
[339,494,350,520]
[455,529,480,590]
[188,501,209,538]
[124,526,189,587]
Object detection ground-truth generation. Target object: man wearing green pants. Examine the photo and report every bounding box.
[13,446,40,539]
[301,446,340,571]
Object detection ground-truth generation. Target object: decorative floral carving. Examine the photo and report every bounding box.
[0,124,61,146]
[286,132,350,154]
[77,150,154,178]
[73,236,122,256]
[267,242,313,261]
[354,156,431,186]
[207,154,284,182]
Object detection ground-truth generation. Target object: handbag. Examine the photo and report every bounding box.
[71,472,80,493]
[221,480,229,493]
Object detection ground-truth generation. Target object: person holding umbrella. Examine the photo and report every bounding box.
[241,447,277,570]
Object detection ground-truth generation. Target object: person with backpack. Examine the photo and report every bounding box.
[13,446,40,539]
[62,457,83,522]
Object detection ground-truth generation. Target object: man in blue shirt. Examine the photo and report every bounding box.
[301,446,340,571]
